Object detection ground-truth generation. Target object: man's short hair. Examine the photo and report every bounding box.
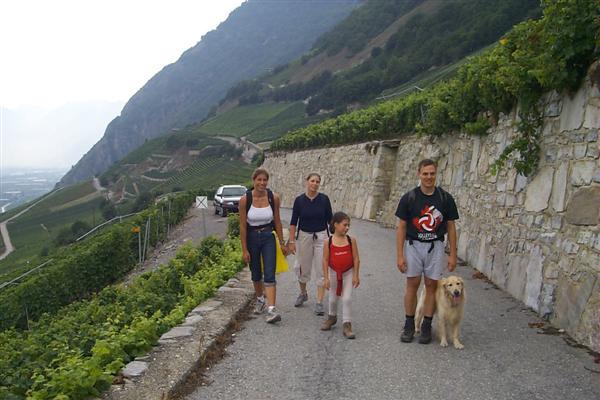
[418,159,438,171]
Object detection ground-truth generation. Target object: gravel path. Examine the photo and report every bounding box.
[183,209,600,400]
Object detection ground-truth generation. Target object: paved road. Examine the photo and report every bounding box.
[185,209,600,400]
[0,188,64,260]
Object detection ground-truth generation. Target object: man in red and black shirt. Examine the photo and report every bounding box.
[395,159,459,344]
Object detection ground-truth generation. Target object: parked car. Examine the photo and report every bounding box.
[214,185,247,216]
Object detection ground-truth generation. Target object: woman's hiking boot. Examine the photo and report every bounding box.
[320,315,337,331]
[343,322,355,339]
[400,318,415,343]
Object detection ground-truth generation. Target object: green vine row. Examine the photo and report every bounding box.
[0,236,243,399]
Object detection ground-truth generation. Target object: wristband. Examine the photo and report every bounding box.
[287,241,295,244]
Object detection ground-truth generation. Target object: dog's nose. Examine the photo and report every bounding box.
[453,290,460,297]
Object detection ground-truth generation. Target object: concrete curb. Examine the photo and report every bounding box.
[103,269,254,400]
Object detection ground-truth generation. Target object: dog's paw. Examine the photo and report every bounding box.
[440,340,448,347]
[453,342,464,350]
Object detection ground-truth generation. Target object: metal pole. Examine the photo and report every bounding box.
[202,208,207,238]
[167,201,172,237]
[138,229,142,265]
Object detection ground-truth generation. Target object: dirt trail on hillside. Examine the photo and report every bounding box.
[123,205,228,284]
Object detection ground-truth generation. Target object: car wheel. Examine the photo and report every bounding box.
[222,208,228,217]
[214,206,219,215]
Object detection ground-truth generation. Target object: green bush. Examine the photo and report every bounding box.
[227,213,240,238]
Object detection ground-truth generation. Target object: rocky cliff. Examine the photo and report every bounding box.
[59,0,361,186]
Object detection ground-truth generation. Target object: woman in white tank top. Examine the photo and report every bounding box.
[239,168,287,324]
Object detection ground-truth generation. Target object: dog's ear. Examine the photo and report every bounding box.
[440,277,447,286]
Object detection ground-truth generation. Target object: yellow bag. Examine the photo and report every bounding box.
[261,232,289,274]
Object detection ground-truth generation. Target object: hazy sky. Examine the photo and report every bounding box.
[0,0,245,109]
[0,0,245,169]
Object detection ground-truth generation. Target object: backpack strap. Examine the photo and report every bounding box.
[245,189,253,214]
[245,188,275,214]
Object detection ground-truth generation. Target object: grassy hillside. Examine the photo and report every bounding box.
[197,101,327,143]
[216,0,539,119]
[0,181,103,282]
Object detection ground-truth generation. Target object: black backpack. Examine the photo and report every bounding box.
[407,186,448,213]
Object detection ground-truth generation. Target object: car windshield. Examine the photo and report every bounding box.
[222,187,246,196]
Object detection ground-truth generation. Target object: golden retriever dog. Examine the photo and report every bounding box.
[415,275,466,349]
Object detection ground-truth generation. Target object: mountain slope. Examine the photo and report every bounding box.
[59,0,361,186]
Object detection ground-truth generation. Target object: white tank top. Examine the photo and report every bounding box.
[247,205,274,226]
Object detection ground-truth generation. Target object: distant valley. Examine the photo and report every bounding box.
[0,168,65,212]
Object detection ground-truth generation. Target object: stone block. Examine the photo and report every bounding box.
[560,88,586,132]
[160,326,194,340]
[524,167,553,212]
[587,145,600,159]
[515,173,528,193]
[122,361,148,379]
[583,104,600,129]
[574,144,588,159]
[545,261,560,279]
[594,169,600,183]
[565,186,600,225]
[571,160,595,186]
[551,162,568,212]
[191,300,223,314]
[585,129,598,142]
[491,246,508,289]
[578,280,600,351]
[539,283,555,318]
[524,246,544,311]
[506,255,527,300]
[553,272,597,335]
[182,314,203,326]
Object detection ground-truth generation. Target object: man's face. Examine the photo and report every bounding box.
[418,164,437,189]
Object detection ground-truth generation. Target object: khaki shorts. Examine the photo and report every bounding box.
[404,239,446,280]
[294,229,328,287]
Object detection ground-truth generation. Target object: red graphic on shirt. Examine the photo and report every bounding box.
[412,205,443,233]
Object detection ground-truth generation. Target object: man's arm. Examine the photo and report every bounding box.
[447,220,457,272]
[396,219,407,273]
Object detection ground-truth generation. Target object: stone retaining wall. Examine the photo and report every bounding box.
[263,71,600,351]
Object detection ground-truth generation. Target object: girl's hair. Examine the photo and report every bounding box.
[252,168,269,180]
[330,211,350,234]
[306,172,321,182]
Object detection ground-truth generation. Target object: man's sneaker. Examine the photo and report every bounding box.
[253,297,266,315]
[314,302,325,315]
[418,321,432,344]
[320,315,337,331]
[294,292,308,307]
[400,319,415,343]
[266,306,281,324]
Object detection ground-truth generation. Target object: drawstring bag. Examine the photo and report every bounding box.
[261,232,289,274]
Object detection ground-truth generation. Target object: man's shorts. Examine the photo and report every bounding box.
[404,239,446,280]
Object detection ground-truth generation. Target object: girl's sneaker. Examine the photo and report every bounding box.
[343,322,355,339]
[320,315,337,331]
[266,306,281,323]
[254,297,266,314]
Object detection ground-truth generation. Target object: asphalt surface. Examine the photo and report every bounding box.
[184,209,600,400]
